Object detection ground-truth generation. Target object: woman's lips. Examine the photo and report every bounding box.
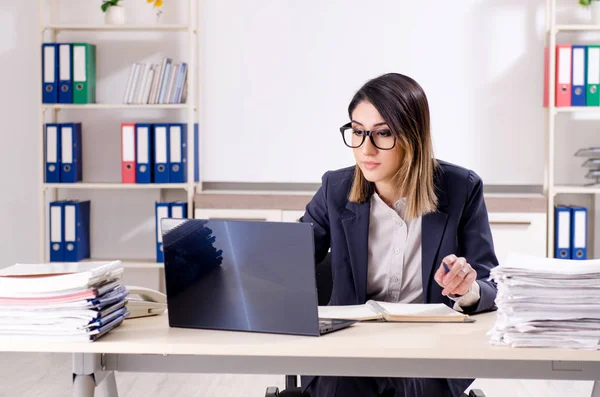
[362,161,381,171]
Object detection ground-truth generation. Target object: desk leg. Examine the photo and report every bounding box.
[72,375,95,397]
[96,372,119,397]
[591,381,600,397]
[72,353,119,397]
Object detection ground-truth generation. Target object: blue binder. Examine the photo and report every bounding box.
[554,206,572,259]
[170,201,187,219]
[60,123,83,183]
[570,206,588,260]
[42,43,58,103]
[63,200,91,262]
[135,123,153,184]
[169,124,186,183]
[194,123,200,182]
[572,45,587,107]
[45,123,61,183]
[155,202,171,263]
[153,124,170,183]
[49,201,64,262]
[58,43,73,104]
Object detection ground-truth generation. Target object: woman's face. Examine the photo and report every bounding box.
[350,101,402,185]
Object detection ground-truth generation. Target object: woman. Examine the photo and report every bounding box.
[299,73,499,397]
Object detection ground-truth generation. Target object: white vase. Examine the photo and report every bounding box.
[104,5,126,25]
[591,1,600,25]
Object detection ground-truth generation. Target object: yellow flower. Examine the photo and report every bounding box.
[146,0,163,6]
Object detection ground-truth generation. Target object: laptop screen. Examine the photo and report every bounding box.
[161,218,321,336]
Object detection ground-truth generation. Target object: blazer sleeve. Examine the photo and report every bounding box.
[299,172,331,265]
[458,170,499,314]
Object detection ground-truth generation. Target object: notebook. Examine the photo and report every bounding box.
[318,301,475,323]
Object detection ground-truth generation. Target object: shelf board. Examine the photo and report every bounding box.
[553,185,600,195]
[42,104,188,110]
[554,106,600,113]
[555,24,600,32]
[81,258,164,269]
[44,183,190,190]
[43,24,189,32]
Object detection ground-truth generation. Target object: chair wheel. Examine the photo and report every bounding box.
[265,386,280,397]
[469,389,486,397]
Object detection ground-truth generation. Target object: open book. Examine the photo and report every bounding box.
[318,301,474,323]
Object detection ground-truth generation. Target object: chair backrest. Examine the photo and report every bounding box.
[315,252,333,306]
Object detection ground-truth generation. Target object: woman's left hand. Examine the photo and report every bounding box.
[434,254,477,297]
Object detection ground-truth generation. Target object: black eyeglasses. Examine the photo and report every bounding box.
[339,122,396,150]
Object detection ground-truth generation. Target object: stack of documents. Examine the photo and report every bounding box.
[575,147,600,186]
[0,261,129,342]
[489,253,600,349]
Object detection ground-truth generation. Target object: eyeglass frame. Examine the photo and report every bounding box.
[339,122,397,150]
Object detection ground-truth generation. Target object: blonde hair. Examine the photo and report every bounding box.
[347,73,439,220]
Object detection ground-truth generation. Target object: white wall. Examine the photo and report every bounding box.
[0,1,41,267]
[200,0,549,184]
[0,2,598,396]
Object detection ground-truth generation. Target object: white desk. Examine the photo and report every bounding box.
[1,312,600,397]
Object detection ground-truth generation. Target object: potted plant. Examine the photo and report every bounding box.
[101,0,126,25]
[580,0,600,24]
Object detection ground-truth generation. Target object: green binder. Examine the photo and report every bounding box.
[587,45,600,106]
[72,43,96,104]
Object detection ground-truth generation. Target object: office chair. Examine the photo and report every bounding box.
[265,253,486,397]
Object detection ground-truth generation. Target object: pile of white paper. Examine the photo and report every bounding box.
[489,252,600,349]
[0,261,129,342]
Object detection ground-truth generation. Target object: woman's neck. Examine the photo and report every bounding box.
[375,181,400,208]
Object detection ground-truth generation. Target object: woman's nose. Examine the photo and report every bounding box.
[361,135,377,155]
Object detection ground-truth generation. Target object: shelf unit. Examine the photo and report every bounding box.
[544,0,600,257]
[42,24,190,32]
[39,1,199,266]
[42,104,190,110]
[43,183,191,190]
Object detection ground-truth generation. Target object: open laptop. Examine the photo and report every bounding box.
[160,218,357,336]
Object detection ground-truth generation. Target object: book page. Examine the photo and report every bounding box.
[318,304,380,321]
[373,302,466,318]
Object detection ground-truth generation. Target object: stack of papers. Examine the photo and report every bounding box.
[0,261,129,342]
[489,252,600,349]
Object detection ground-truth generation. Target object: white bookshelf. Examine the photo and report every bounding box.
[43,183,191,190]
[555,24,600,31]
[42,24,190,32]
[553,185,600,195]
[545,0,600,257]
[82,258,164,269]
[39,0,199,268]
[42,104,189,110]
[553,106,600,113]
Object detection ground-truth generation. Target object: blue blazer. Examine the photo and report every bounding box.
[300,159,498,312]
[299,160,499,395]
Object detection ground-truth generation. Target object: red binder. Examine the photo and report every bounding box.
[121,122,136,183]
[556,44,572,107]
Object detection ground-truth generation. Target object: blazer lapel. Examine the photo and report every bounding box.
[341,200,371,304]
[422,174,450,302]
